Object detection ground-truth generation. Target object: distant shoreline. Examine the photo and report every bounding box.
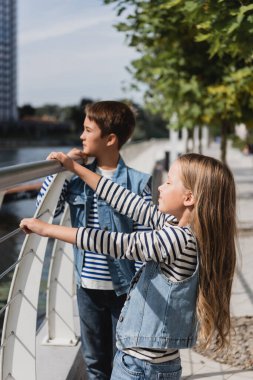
[0,138,79,149]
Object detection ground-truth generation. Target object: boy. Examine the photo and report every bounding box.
[37,101,151,380]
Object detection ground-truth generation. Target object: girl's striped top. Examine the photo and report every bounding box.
[76,177,197,283]
[36,169,152,289]
[76,177,198,363]
[80,167,151,289]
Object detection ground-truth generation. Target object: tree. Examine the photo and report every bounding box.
[18,104,36,119]
[104,0,253,162]
[132,102,169,140]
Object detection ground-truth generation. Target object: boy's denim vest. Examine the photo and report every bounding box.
[66,157,151,295]
[116,260,199,349]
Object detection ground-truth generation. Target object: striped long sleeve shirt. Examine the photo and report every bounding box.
[76,177,197,283]
[76,177,198,363]
[36,171,152,287]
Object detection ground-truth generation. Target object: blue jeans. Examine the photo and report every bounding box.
[77,287,126,380]
[111,350,182,380]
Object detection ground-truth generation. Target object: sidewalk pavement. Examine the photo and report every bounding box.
[124,139,253,380]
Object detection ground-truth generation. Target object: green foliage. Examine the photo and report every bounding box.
[103,0,253,159]
[18,104,36,119]
[131,101,169,139]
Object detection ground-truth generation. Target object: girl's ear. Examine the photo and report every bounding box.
[184,191,194,206]
[106,133,118,147]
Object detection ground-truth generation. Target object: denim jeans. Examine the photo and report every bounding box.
[111,350,182,380]
[77,287,126,380]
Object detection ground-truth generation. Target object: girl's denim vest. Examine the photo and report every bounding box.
[66,157,151,295]
[116,260,199,349]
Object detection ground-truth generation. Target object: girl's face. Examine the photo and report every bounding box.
[158,160,189,218]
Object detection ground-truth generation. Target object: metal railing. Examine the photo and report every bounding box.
[0,161,79,380]
[0,160,66,192]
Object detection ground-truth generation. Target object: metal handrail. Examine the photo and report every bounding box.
[0,169,78,379]
[0,160,66,191]
[0,209,50,245]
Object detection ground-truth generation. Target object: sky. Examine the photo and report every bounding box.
[18,0,143,107]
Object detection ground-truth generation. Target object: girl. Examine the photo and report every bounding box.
[20,152,237,380]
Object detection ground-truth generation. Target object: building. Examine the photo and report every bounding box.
[0,0,17,122]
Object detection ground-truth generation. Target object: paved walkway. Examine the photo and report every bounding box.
[124,139,253,379]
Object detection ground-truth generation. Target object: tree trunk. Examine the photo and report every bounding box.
[198,125,202,154]
[220,121,229,163]
[185,128,190,153]
[186,128,194,153]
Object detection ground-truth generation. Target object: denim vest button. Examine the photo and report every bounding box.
[119,315,124,322]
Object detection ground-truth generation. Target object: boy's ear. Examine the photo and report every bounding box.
[106,133,118,147]
[184,191,194,206]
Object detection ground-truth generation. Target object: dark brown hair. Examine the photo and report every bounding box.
[85,101,135,149]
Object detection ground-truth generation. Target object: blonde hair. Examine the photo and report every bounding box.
[178,153,237,351]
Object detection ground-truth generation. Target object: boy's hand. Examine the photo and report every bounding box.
[20,218,49,237]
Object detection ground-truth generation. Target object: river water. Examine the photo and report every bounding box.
[0,146,73,330]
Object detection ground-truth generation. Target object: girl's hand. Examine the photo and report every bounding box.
[46,151,75,171]
[66,148,87,162]
[20,218,49,237]
[46,150,87,172]
[20,218,77,244]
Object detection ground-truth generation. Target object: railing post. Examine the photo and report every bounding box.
[42,204,78,346]
[0,191,6,208]
[0,171,72,380]
[170,129,179,163]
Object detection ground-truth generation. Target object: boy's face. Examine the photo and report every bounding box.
[80,117,108,157]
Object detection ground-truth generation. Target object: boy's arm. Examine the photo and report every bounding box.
[36,175,69,216]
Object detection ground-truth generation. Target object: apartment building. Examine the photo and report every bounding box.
[0,0,17,122]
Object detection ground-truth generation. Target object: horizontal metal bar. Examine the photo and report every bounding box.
[0,254,25,282]
[0,209,50,245]
[0,227,21,245]
[0,160,66,191]
[0,290,22,318]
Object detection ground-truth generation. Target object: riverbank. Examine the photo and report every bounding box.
[0,137,80,149]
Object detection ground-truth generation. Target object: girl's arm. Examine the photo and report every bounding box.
[96,177,176,230]
[36,149,82,216]
[48,151,100,190]
[19,219,189,264]
[36,176,69,217]
[49,152,173,230]
[20,218,77,244]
